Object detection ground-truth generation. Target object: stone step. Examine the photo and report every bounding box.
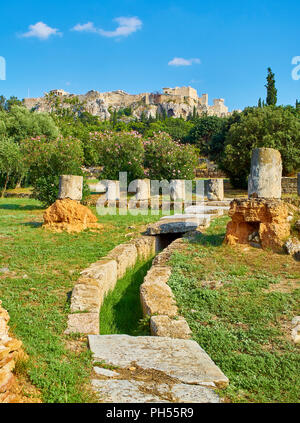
[184,205,229,215]
[88,335,228,403]
[160,213,211,220]
[146,216,210,235]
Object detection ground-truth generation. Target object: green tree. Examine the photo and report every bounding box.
[0,106,60,143]
[0,137,24,197]
[185,115,225,155]
[265,67,277,106]
[21,136,85,205]
[221,106,300,188]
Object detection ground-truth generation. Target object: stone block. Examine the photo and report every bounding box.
[205,179,224,201]
[106,243,138,279]
[58,175,83,201]
[65,313,99,335]
[80,259,118,295]
[70,278,103,313]
[140,280,178,317]
[150,315,192,339]
[133,236,156,260]
[248,148,282,199]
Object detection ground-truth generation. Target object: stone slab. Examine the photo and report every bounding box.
[91,379,168,403]
[89,335,229,388]
[171,384,220,403]
[160,213,211,220]
[184,205,229,215]
[146,217,210,235]
[91,377,219,403]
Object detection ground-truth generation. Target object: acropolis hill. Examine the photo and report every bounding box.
[23,86,234,120]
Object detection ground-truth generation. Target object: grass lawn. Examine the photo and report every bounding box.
[0,198,161,403]
[168,216,300,403]
[100,259,153,336]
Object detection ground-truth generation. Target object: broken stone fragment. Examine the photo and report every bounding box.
[284,238,300,261]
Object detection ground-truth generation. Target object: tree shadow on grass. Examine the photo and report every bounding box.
[0,203,43,211]
[189,231,226,247]
[22,222,43,228]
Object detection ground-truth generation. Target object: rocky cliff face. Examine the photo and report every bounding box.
[23,87,233,120]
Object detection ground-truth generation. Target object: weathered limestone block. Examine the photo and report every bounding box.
[43,198,102,233]
[70,278,103,313]
[170,180,185,202]
[205,179,224,201]
[105,180,120,202]
[291,317,300,344]
[133,236,157,260]
[58,175,83,201]
[106,243,138,279]
[143,266,171,285]
[150,316,192,339]
[65,313,99,335]
[284,238,300,261]
[225,198,290,251]
[248,148,282,199]
[80,259,118,295]
[70,259,118,313]
[140,280,178,317]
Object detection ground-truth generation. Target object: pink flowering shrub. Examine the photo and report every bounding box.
[91,131,145,181]
[144,132,198,180]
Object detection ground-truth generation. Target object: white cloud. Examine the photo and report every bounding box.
[72,17,142,38]
[21,22,61,40]
[72,22,97,33]
[168,57,201,66]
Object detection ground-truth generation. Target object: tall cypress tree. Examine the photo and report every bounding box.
[265,67,277,106]
[258,98,262,108]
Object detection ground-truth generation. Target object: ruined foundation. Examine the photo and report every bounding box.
[225,198,290,251]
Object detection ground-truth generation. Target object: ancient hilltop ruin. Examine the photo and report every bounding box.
[23,86,233,120]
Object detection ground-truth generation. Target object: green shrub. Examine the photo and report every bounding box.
[144,132,198,180]
[21,136,85,206]
[92,131,145,181]
[221,106,300,188]
[0,106,60,143]
[0,136,24,196]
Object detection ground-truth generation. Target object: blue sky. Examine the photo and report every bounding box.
[0,0,299,111]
